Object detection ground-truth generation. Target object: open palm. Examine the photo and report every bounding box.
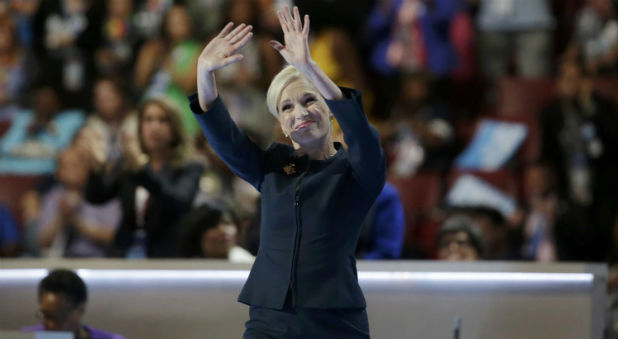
[198,22,253,72]
[270,6,311,68]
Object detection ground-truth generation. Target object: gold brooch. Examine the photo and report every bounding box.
[283,163,296,175]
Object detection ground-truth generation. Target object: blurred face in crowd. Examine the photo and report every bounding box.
[437,231,479,261]
[589,0,613,16]
[165,5,191,42]
[278,78,332,149]
[0,18,16,53]
[201,217,238,259]
[108,0,132,18]
[33,87,60,122]
[557,62,582,99]
[57,148,89,189]
[402,75,428,105]
[140,102,173,155]
[94,80,123,121]
[229,0,255,24]
[38,292,84,333]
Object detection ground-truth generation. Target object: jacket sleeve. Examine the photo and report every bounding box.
[325,87,386,196]
[188,94,265,191]
[136,162,203,210]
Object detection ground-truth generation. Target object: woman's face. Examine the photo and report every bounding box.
[165,6,191,42]
[94,80,123,121]
[201,221,237,259]
[277,79,332,148]
[141,103,173,154]
[0,23,15,52]
[57,149,89,189]
[437,231,479,261]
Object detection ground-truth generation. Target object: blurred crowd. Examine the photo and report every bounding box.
[0,0,616,264]
[0,0,616,333]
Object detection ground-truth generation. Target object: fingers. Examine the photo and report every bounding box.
[218,22,234,38]
[293,6,302,31]
[302,14,310,36]
[226,23,247,41]
[230,24,252,44]
[232,29,253,50]
[269,40,284,52]
[223,54,244,67]
[278,5,304,32]
[277,9,290,32]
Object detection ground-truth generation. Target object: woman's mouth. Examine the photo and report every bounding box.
[294,120,314,130]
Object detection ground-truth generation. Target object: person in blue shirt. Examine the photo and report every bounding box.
[189,6,386,339]
[0,83,84,174]
[356,182,406,260]
[0,202,20,256]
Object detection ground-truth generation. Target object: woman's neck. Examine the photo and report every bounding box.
[293,136,336,161]
[149,152,168,172]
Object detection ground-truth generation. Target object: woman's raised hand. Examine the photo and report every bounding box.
[270,6,311,69]
[198,22,253,72]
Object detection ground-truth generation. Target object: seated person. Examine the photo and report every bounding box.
[436,214,483,261]
[36,146,121,257]
[180,202,254,263]
[22,268,125,339]
[356,182,405,259]
[0,83,84,174]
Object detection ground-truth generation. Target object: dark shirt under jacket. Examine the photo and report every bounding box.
[85,162,203,257]
[189,87,386,309]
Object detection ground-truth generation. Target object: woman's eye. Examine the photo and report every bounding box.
[281,104,292,111]
[304,97,316,105]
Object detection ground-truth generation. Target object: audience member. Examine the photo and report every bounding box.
[356,182,406,260]
[476,0,555,80]
[538,59,617,261]
[35,146,121,258]
[84,97,202,258]
[436,214,483,260]
[0,83,84,174]
[94,0,142,77]
[134,3,200,137]
[132,0,172,41]
[384,71,455,176]
[0,201,21,257]
[22,268,125,339]
[215,0,277,146]
[0,12,37,116]
[83,76,140,166]
[568,0,618,74]
[180,202,255,263]
[32,0,103,110]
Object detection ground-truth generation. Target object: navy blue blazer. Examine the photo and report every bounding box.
[188,87,386,309]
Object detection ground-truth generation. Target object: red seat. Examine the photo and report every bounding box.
[388,172,443,216]
[0,175,41,228]
[388,172,444,258]
[593,76,618,106]
[496,77,555,119]
[0,121,10,138]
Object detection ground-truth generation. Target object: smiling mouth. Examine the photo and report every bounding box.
[294,121,314,130]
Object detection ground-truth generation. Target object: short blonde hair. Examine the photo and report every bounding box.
[266,65,312,119]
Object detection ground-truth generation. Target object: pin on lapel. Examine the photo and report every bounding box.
[283,163,296,175]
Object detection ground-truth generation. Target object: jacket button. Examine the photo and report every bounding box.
[295,201,299,207]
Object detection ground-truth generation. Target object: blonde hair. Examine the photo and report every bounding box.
[266,65,313,119]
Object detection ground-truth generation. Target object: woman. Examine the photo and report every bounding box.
[190,6,385,338]
[179,201,254,263]
[85,97,203,258]
[134,3,200,137]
